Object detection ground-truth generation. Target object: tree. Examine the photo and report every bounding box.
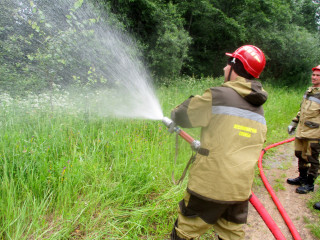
[0,0,126,95]
[174,0,246,77]
[103,0,192,80]
[148,2,191,80]
[292,0,320,32]
[1,0,320,90]
[233,0,320,80]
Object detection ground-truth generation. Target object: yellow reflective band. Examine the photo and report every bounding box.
[234,124,257,133]
[239,132,251,138]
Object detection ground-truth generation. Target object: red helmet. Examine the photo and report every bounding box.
[312,65,320,72]
[226,45,266,78]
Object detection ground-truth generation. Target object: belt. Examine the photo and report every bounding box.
[198,147,209,156]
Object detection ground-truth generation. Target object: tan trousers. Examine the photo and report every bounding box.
[295,138,320,176]
[175,193,245,240]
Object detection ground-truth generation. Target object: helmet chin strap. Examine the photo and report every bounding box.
[227,58,236,82]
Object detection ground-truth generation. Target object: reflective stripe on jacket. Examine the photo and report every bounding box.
[295,87,320,140]
[171,77,267,202]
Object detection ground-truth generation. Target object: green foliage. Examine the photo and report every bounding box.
[228,0,320,81]
[1,0,320,92]
[263,82,306,144]
[256,25,320,81]
[0,78,320,239]
[0,1,41,95]
[0,0,136,96]
[148,3,191,79]
[0,99,182,238]
[292,0,320,32]
[175,0,246,76]
[310,182,320,238]
[0,78,319,239]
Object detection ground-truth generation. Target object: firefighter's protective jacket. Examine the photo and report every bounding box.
[292,87,320,140]
[171,77,267,202]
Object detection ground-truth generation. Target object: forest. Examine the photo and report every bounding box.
[1,1,320,239]
[1,0,320,96]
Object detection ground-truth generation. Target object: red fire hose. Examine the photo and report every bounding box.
[258,137,302,240]
[249,192,286,239]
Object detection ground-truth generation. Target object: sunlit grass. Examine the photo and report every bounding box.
[263,83,305,144]
[0,77,319,239]
[0,92,189,239]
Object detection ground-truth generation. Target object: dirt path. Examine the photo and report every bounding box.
[244,141,319,240]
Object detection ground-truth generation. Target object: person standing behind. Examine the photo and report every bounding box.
[169,45,268,240]
[287,65,320,195]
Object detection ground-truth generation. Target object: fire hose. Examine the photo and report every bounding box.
[259,137,301,240]
[162,117,300,240]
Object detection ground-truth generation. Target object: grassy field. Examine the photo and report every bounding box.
[1,77,319,239]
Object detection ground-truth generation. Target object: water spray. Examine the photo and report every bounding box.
[162,117,200,151]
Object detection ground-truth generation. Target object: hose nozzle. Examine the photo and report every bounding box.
[162,117,179,133]
[162,117,173,128]
[162,116,201,151]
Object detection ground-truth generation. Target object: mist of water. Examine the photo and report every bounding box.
[6,0,164,120]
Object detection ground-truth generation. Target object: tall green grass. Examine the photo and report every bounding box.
[1,77,319,239]
[263,83,304,144]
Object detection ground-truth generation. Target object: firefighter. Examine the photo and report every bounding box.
[287,65,320,194]
[169,45,268,240]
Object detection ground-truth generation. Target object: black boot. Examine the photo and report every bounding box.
[287,176,306,185]
[296,175,315,194]
[287,168,307,185]
[314,202,320,210]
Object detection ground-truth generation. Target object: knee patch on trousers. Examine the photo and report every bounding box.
[179,199,198,218]
[180,194,248,224]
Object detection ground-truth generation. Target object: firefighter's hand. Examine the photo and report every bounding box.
[287,121,298,135]
[168,121,177,133]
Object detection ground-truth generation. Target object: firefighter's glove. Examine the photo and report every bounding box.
[287,121,298,135]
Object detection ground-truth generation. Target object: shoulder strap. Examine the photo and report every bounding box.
[171,133,197,185]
